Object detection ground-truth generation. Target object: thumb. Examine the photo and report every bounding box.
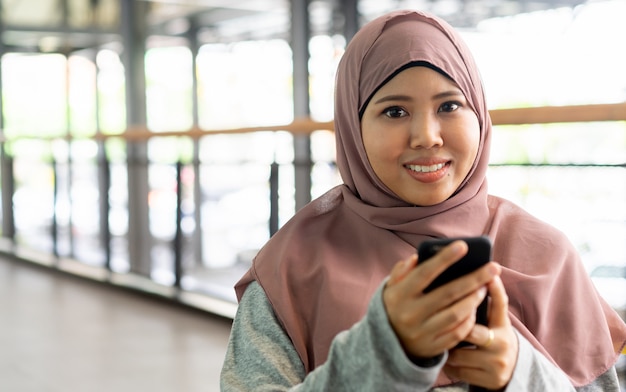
[488,274,510,328]
[388,254,417,285]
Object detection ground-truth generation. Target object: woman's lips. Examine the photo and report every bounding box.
[404,161,450,183]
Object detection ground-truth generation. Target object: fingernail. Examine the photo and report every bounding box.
[450,241,465,253]
[478,286,487,298]
[402,255,416,269]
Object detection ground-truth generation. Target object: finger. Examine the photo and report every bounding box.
[425,286,488,348]
[425,261,497,313]
[413,240,469,293]
[402,306,477,357]
[461,324,493,348]
[387,254,418,285]
[487,275,510,328]
[409,265,494,344]
[444,362,492,388]
[391,240,468,298]
[446,337,516,390]
[445,347,500,387]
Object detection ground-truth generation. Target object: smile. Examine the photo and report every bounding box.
[405,163,445,173]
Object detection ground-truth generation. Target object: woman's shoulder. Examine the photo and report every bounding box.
[275,185,347,235]
[486,195,575,257]
[487,195,565,234]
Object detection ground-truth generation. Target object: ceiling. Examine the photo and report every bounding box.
[0,0,589,54]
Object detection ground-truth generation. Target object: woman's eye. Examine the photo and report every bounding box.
[439,101,460,113]
[383,106,408,118]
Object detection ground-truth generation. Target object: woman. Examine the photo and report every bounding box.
[221,10,626,391]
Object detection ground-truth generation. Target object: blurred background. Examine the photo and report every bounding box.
[0,0,624,324]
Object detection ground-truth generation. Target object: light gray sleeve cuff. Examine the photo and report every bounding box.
[301,281,447,391]
[505,331,621,391]
[505,331,575,391]
[352,281,448,388]
[221,280,447,392]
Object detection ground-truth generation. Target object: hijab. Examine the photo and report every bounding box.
[236,10,626,387]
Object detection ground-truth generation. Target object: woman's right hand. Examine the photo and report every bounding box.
[383,240,499,359]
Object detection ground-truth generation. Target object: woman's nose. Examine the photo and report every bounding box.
[409,114,443,149]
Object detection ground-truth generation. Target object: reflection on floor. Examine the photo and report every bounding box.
[3,253,624,391]
[0,255,232,392]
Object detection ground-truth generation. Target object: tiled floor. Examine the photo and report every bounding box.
[0,256,233,392]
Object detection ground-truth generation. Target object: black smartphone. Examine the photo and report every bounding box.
[417,236,492,346]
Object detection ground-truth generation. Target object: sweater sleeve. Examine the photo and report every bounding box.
[505,331,622,392]
[220,280,445,391]
[220,281,622,392]
[504,330,576,391]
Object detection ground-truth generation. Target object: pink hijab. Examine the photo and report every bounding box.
[236,10,626,387]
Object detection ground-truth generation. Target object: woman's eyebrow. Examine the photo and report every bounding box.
[433,90,464,100]
[373,89,464,105]
[373,94,412,105]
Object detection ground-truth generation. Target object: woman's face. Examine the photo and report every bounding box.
[361,66,480,206]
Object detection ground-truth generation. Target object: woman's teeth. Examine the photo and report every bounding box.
[406,163,445,173]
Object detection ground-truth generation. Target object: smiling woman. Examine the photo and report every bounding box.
[222,9,626,392]
[361,65,480,207]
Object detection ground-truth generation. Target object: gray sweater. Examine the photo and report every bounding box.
[221,281,620,391]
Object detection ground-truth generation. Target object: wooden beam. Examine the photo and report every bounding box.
[4,103,625,143]
[489,102,626,125]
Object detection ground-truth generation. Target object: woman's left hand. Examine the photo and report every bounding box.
[443,274,519,390]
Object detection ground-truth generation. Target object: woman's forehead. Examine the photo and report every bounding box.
[357,19,468,107]
[370,66,463,100]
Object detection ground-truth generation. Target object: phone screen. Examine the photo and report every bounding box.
[417,236,492,345]
[418,236,492,293]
